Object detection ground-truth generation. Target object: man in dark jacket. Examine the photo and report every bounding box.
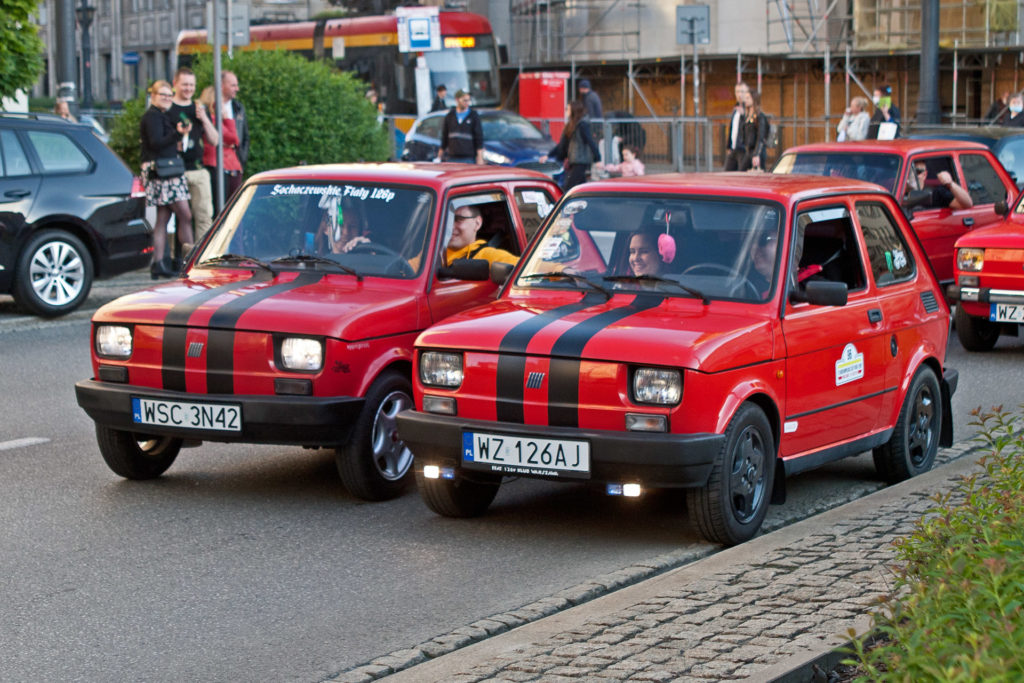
[436,89,484,164]
[578,79,603,120]
[431,85,448,112]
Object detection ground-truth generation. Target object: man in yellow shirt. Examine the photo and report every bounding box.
[445,206,518,266]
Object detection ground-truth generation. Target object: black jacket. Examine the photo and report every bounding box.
[229,98,250,166]
[140,106,182,163]
[548,118,601,166]
[440,108,483,160]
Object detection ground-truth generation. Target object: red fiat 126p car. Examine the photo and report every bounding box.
[948,191,1024,351]
[75,163,561,500]
[397,173,958,545]
[774,139,1017,287]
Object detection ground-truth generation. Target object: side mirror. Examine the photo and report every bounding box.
[801,280,848,307]
[438,258,490,281]
[491,261,514,285]
[995,200,1011,218]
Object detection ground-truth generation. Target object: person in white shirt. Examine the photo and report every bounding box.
[837,96,871,142]
[724,82,750,170]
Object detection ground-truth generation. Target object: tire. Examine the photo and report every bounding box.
[335,371,415,501]
[873,365,941,484]
[13,230,94,317]
[954,305,1000,352]
[415,467,501,518]
[95,424,182,479]
[687,403,775,546]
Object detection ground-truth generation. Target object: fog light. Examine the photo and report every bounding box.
[423,465,440,479]
[423,395,456,415]
[625,413,667,432]
[959,275,979,287]
[607,483,642,497]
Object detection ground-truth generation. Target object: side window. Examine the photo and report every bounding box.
[908,155,959,194]
[418,116,443,139]
[0,129,33,177]
[25,130,90,173]
[514,186,556,240]
[793,206,866,292]
[959,153,1007,206]
[855,202,915,286]
[444,192,520,259]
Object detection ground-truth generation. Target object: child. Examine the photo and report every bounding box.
[600,145,645,177]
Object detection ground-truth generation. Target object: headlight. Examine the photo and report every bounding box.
[280,337,323,371]
[957,248,985,272]
[482,149,511,165]
[420,351,463,387]
[633,368,682,405]
[95,325,133,358]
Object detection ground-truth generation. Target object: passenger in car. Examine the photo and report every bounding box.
[315,202,369,254]
[628,229,667,277]
[748,230,778,297]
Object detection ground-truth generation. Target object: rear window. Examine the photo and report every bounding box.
[0,129,32,177]
[774,152,902,194]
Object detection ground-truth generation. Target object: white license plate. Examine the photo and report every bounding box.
[132,397,241,432]
[462,431,590,479]
[990,303,1024,323]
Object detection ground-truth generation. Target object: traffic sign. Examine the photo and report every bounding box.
[676,5,710,45]
[397,6,440,53]
[122,51,140,65]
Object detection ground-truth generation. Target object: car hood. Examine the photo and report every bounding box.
[92,269,426,340]
[486,137,551,161]
[417,294,776,373]
[955,217,1024,249]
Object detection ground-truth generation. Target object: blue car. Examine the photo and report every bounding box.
[401,109,563,182]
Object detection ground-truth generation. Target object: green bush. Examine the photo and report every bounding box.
[847,406,1024,681]
[108,50,389,177]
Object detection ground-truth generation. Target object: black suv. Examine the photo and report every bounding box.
[1,113,150,316]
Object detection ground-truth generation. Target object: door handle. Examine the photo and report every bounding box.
[868,308,883,324]
[962,216,975,227]
[4,189,31,199]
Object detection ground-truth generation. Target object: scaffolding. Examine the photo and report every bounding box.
[509,0,642,64]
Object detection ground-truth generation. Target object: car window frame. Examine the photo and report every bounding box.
[20,128,94,176]
[854,199,917,288]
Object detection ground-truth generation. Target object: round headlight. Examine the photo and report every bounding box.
[633,368,682,405]
[95,325,133,358]
[280,337,323,371]
[956,248,985,272]
[420,351,463,387]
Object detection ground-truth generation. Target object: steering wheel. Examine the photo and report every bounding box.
[349,241,415,277]
[681,262,759,299]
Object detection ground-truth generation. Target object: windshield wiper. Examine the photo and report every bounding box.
[603,274,710,305]
[198,253,275,274]
[520,271,612,300]
[270,253,362,280]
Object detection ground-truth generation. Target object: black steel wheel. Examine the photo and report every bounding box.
[954,305,1000,352]
[873,365,941,484]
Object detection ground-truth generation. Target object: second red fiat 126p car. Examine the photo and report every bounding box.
[397,173,958,545]
[947,189,1024,351]
[74,163,561,500]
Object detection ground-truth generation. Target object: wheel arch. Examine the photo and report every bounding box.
[23,218,99,274]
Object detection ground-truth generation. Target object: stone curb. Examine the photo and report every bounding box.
[321,440,982,682]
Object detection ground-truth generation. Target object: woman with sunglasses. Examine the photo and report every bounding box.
[140,80,195,279]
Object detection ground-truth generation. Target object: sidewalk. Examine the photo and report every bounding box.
[335,441,982,682]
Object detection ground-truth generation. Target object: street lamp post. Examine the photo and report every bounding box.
[76,0,96,110]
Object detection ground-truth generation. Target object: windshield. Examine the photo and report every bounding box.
[197,181,434,279]
[426,35,499,106]
[774,152,902,194]
[481,111,546,141]
[516,194,784,303]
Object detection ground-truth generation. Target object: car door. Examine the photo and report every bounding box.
[780,199,890,457]
[426,188,519,323]
[904,153,973,285]
[0,127,41,285]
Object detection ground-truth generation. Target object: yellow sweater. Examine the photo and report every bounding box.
[445,239,518,266]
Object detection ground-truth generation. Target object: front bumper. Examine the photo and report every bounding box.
[947,285,1024,305]
[75,379,363,446]
[396,410,725,488]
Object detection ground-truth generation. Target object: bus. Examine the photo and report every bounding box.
[175,11,501,118]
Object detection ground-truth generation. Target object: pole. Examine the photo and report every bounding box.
[77,0,95,109]
[213,0,225,214]
[917,0,942,125]
[824,46,831,142]
[952,40,959,120]
[690,18,699,118]
[56,0,77,107]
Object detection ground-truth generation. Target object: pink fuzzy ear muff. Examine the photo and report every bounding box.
[659,211,677,264]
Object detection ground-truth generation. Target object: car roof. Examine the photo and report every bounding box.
[573,172,890,203]
[248,162,556,188]
[0,111,94,132]
[781,138,992,156]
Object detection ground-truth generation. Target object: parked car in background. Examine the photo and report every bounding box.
[907,126,1024,188]
[0,112,149,316]
[947,192,1024,351]
[401,108,563,180]
[75,163,562,501]
[773,139,1017,286]
[397,173,957,545]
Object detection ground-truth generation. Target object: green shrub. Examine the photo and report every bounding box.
[108,50,389,177]
[847,406,1024,681]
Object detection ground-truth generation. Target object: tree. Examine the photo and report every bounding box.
[0,0,45,102]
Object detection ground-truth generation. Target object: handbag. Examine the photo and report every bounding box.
[154,156,185,178]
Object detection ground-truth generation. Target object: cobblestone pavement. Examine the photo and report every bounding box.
[326,441,982,683]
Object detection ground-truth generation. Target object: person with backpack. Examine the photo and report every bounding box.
[542,101,601,190]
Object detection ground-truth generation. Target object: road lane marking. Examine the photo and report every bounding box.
[0,437,50,451]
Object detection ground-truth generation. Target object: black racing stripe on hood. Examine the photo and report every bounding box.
[161,273,270,392]
[494,293,606,424]
[548,294,664,427]
[205,272,325,395]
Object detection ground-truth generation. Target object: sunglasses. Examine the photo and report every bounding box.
[454,214,476,222]
[915,166,928,174]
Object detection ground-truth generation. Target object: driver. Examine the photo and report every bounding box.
[905,162,973,210]
[315,203,369,255]
[748,229,777,297]
[446,206,518,266]
[628,229,665,277]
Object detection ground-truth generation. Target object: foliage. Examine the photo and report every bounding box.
[107,50,389,177]
[846,406,1024,681]
[0,0,45,102]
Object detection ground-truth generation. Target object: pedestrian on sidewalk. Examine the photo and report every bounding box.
[868,85,900,139]
[436,89,484,164]
[542,100,601,191]
[168,67,218,242]
[724,81,750,170]
[199,86,243,208]
[837,96,871,141]
[578,79,603,121]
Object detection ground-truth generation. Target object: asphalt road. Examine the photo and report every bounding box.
[1,273,1021,681]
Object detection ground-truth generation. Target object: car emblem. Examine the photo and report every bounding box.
[526,371,545,389]
[187,341,205,358]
